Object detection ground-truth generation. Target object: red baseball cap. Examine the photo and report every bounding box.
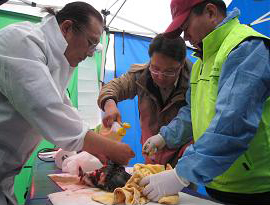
[165,0,204,35]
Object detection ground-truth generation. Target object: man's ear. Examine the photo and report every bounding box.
[205,3,219,25]
[205,4,218,18]
[59,20,73,38]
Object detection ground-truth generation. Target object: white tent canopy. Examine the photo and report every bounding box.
[2,0,233,36]
[2,0,172,36]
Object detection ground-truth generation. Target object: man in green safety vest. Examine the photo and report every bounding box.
[140,0,270,204]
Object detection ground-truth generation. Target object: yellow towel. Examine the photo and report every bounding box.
[92,164,179,205]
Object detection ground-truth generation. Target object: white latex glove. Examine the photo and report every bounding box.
[142,134,166,156]
[139,169,189,202]
[62,151,103,175]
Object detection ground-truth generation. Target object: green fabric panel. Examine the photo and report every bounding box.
[0,10,40,27]
[14,168,31,205]
[67,68,78,108]
[94,33,109,87]
[14,140,55,205]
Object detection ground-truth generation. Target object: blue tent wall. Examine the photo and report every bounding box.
[187,48,197,63]
[228,0,269,37]
[113,33,152,165]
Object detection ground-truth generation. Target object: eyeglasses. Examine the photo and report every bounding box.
[85,35,98,52]
[74,23,99,52]
[149,64,182,77]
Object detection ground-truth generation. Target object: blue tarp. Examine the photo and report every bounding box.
[109,33,151,165]
[228,0,269,37]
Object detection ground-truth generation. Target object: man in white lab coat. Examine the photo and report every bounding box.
[0,2,134,204]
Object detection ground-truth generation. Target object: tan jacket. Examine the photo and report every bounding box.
[98,60,192,165]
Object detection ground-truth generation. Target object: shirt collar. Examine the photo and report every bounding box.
[193,8,241,59]
[40,14,68,55]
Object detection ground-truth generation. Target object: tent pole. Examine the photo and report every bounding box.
[250,11,270,26]
[99,30,107,90]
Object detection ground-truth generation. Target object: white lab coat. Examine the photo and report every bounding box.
[0,15,88,204]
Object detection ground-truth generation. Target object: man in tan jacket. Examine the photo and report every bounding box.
[98,34,192,166]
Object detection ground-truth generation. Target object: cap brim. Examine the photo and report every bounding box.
[165,9,190,36]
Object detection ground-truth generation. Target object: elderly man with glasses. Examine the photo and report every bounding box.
[98,34,193,167]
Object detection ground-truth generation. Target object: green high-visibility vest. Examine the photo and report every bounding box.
[190,17,270,193]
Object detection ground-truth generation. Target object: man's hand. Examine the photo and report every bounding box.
[139,169,189,202]
[103,99,121,127]
[106,142,135,165]
[142,134,166,156]
[82,130,135,165]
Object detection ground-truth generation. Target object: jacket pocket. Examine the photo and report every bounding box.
[214,152,253,186]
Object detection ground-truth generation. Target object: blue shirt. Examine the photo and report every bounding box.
[160,9,270,185]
